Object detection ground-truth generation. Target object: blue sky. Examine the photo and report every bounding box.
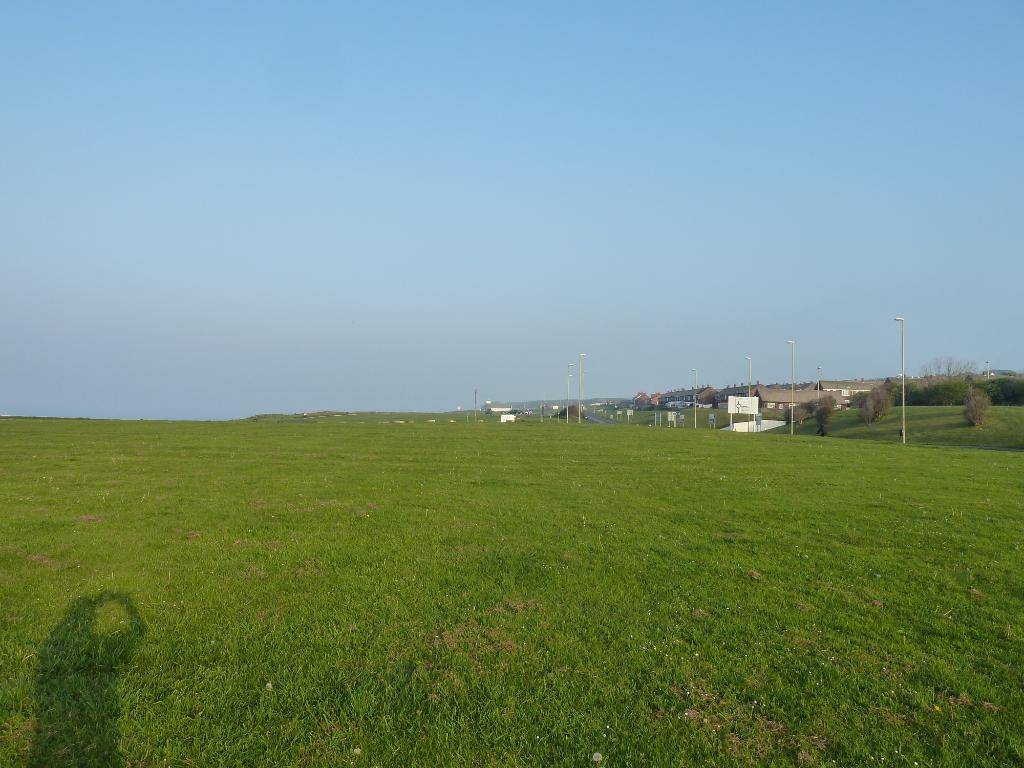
[2,2,1022,418]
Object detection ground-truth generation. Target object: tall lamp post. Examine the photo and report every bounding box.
[691,368,698,429]
[816,366,822,403]
[578,353,586,424]
[787,340,796,435]
[895,316,906,444]
[746,356,752,432]
[566,364,575,424]
[985,360,990,379]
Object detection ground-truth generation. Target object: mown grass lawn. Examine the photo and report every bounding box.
[1,417,1022,766]
[794,405,1024,450]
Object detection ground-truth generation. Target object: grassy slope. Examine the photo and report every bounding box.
[795,406,1024,449]
[1,418,1022,767]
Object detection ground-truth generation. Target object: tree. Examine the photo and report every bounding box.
[981,376,1024,406]
[964,387,991,426]
[860,385,890,425]
[859,393,876,425]
[869,385,890,421]
[920,357,977,380]
[789,399,812,422]
[812,395,836,435]
[908,376,971,406]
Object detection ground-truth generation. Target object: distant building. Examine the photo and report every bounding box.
[663,386,717,408]
[754,385,847,410]
[817,379,885,398]
[483,401,513,414]
[713,384,751,409]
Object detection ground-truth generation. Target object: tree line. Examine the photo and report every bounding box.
[888,376,1024,407]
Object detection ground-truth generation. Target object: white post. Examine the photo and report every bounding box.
[746,356,752,433]
[578,353,586,424]
[566,364,574,424]
[787,340,796,435]
[895,317,906,444]
[691,368,698,428]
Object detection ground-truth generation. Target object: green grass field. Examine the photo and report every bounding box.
[2,417,1022,766]
[794,405,1024,450]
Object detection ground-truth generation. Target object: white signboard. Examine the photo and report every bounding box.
[626,409,634,417]
[500,414,517,423]
[728,396,759,415]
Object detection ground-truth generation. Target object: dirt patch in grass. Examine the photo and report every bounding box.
[432,621,517,658]
[78,514,103,523]
[0,717,33,756]
[27,553,57,566]
[758,718,787,734]
[244,565,268,580]
[293,559,320,578]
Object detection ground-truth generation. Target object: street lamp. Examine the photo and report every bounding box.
[787,340,795,435]
[816,366,822,403]
[895,317,905,444]
[566,364,575,424]
[985,360,990,379]
[578,353,586,424]
[691,368,698,428]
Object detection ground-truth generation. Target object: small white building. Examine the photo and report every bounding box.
[484,401,513,414]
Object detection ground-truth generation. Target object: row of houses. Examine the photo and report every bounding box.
[632,379,887,412]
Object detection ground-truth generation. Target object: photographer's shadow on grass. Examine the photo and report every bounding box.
[30,592,145,768]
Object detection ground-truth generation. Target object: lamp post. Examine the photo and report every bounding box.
[566,364,574,424]
[746,356,752,432]
[578,353,586,424]
[895,317,905,444]
[985,360,990,379]
[787,340,796,435]
[691,368,698,428]
[816,366,822,402]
